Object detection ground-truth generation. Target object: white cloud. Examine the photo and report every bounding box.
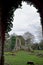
[9,2,41,42]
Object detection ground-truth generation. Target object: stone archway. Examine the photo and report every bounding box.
[0,0,43,65]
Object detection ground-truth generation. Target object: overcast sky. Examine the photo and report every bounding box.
[9,2,42,42]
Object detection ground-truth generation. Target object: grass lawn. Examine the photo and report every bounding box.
[4,50,43,65]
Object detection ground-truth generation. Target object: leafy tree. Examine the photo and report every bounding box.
[39,40,43,50]
[31,43,39,50]
[4,33,10,51]
[10,36,16,50]
[23,32,34,44]
[5,34,16,51]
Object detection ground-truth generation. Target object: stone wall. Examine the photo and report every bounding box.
[0,6,2,63]
[13,37,21,51]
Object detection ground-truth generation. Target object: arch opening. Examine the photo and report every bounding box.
[0,0,43,65]
[2,0,43,65]
[9,1,42,43]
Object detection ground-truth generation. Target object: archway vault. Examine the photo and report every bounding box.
[0,0,43,65]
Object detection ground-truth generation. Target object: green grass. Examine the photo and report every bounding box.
[4,50,43,65]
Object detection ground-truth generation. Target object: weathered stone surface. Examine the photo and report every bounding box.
[0,6,2,63]
[13,36,33,51]
[14,37,21,51]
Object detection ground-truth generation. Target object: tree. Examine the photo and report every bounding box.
[39,40,43,50]
[31,43,39,50]
[23,32,34,51]
[4,33,11,52]
[10,36,16,51]
[4,34,16,51]
[23,32,34,44]
[35,25,42,42]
